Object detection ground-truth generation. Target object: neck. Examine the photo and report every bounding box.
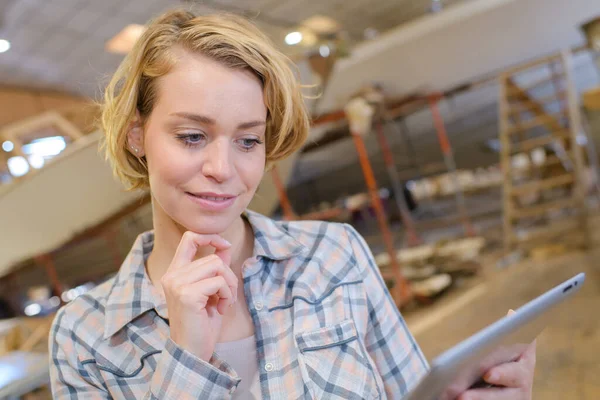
[146,199,252,294]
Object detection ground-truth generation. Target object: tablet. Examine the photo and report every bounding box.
[404,272,585,400]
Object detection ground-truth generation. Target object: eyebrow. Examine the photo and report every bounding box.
[171,112,266,130]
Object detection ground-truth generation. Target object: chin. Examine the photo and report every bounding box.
[178,213,237,235]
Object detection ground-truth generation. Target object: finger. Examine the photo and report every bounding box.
[171,255,238,301]
[483,360,530,388]
[458,388,521,400]
[507,309,515,316]
[171,232,231,268]
[194,276,235,311]
[173,255,238,288]
[217,296,234,315]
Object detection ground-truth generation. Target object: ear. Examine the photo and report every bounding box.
[127,110,145,157]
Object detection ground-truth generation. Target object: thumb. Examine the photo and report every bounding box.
[507,309,516,316]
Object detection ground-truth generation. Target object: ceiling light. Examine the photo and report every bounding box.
[22,136,66,157]
[2,140,14,152]
[28,154,45,169]
[24,303,42,317]
[0,39,10,53]
[106,24,145,54]
[319,45,330,57]
[7,156,29,177]
[285,31,303,46]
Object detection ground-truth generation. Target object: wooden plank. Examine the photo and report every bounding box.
[506,73,565,97]
[498,72,514,253]
[561,50,591,248]
[511,174,574,195]
[511,131,570,153]
[506,80,565,132]
[507,96,564,115]
[502,52,562,75]
[511,196,578,219]
[512,218,579,243]
[507,111,568,134]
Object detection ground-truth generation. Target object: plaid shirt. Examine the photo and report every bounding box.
[49,210,428,399]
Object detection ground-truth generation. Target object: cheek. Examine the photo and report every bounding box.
[237,152,265,190]
[146,138,196,187]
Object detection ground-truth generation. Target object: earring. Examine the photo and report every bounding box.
[131,145,138,153]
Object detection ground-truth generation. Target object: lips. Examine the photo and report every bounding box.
[186,192,236,200]
[191,194,233,202]
[185,191,238,211]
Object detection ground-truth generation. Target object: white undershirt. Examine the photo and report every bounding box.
[215,335,262,399]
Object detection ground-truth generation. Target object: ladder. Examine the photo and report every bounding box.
[498,50,590,254]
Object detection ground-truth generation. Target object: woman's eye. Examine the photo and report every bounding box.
[176,133,206,147]
[238,138,262,151]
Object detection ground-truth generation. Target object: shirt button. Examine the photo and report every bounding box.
[264,362,274,372]
[255,301,263,311]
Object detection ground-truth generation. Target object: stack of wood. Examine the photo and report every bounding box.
[375,236,486,302]
[408,167,503,201]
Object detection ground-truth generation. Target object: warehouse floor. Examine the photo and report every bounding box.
[405,214,600,399]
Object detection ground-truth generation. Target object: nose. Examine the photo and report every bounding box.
[201,138,234,182]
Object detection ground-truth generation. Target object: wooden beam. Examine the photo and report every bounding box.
[506,80,564,128]
[507,111,568,134]
[512,196,578,219]
[512,131,571,153]
[561,50,591,248]
[505,73,565,97]
[511,173,574,195]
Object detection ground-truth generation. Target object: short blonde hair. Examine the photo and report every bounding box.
[101,9,310,190]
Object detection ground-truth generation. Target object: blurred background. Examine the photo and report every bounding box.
[0,0,600,398]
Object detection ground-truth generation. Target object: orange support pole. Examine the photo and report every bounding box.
[35,254,64,302]
[374,122,422,246]
[428,94,476,237]
[351,132,412,305]
[104,229,123,270]
[271,165,296,221]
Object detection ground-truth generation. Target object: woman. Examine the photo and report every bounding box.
[49,9,535,400]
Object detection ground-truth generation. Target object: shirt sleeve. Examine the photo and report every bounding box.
[344,224,429,399]
[49,307,241,399]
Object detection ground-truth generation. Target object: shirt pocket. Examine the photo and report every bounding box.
[295,319,381,400]
[90,347,162,396]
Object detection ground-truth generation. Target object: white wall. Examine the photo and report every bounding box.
[0,132,144,276]
[319,0,599,113]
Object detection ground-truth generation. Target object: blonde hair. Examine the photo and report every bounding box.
[101,9,310,190]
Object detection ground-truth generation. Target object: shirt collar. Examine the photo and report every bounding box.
[103,211,307,339]
[103,231,166,339]
[244,210,308,260]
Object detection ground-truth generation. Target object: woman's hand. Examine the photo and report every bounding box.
[161,231,238,362]
[458,310,536,400]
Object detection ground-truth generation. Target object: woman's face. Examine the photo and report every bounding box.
[134,49,267,234]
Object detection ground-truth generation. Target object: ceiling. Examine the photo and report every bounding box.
[0,0,467,99]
